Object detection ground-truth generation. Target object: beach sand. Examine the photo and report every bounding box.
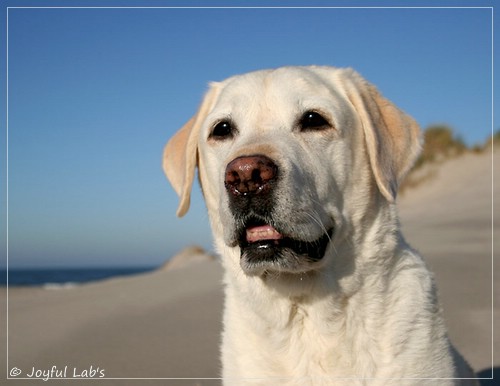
[1,150,498,385]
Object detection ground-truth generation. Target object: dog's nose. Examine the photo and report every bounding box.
[225,155,278,196]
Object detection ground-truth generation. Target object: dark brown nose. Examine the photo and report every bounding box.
[224,155,278,196]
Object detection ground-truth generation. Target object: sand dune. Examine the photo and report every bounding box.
[1,150,497,385]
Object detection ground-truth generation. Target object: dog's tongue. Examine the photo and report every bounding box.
[246,224,283,243]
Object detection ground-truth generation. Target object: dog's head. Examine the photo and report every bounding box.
[163,66,421,277]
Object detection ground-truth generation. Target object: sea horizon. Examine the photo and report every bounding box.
[0,266,158,287]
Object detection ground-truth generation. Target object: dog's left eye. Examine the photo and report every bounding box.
[299,111,330,131]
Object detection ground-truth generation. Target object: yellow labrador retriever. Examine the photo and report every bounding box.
[163,66,477,385]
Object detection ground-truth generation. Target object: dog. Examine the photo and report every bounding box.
[162,66,478,385]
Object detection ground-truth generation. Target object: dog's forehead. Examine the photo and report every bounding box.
[212,67,347,115]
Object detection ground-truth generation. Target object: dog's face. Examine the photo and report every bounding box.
[163,66,421,277]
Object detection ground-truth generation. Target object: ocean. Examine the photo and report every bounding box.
[0,267,156,287]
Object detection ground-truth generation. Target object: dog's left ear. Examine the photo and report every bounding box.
[342,69,422,202]
[162,84,221,217]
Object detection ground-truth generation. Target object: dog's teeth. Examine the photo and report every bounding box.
[246,225,283,243]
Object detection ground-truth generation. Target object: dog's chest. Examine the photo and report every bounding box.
[251,296,381,379]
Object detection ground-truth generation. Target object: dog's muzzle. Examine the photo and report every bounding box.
[224,155,333,275]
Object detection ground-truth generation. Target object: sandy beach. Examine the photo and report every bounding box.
[1,150,498,385]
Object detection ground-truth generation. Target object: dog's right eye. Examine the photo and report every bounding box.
[210,121,235,140]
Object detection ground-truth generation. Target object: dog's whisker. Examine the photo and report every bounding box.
[303,210,332,242]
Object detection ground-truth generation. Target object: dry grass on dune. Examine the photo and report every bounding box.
[400,125,497,193]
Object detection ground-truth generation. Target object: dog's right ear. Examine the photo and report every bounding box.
[162,84,221,217]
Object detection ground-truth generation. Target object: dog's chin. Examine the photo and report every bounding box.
[238,230,333,276]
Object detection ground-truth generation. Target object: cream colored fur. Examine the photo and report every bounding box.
[163,66,478,385]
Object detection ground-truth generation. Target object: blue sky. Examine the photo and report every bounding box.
[1,1,496,268]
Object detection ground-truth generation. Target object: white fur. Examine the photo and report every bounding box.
[163,66,478,385]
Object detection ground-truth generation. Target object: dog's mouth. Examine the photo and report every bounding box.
[237,217,333,275]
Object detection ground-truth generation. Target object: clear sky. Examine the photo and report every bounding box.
[1,1,496,268]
